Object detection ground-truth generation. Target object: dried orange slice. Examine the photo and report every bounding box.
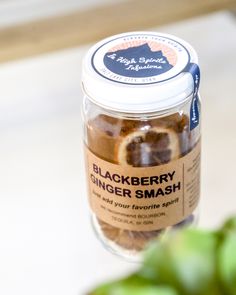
[98,219,163,251]
[116,127,181,167]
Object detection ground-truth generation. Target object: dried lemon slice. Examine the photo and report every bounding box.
[116,127,181,167]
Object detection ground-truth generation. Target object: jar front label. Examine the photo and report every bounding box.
[85,141,200,231]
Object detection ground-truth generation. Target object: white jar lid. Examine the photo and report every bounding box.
[82,31,199,113]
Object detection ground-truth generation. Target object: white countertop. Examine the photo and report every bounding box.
[0,11,236,295]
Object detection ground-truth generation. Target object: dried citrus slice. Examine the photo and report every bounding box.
[98,219,163,251]
[116,127,181,167]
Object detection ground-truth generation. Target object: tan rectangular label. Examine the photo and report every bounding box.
[85,141,201,231]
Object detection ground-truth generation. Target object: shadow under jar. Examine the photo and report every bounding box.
[82,31,201,260]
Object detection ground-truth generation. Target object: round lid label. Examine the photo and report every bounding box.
[92,33,190,85]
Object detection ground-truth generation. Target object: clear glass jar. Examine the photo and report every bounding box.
[82,32,201,260]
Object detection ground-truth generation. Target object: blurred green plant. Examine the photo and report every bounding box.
[89,216,236,295]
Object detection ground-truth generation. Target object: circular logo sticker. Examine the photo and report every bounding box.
[92,33,190,85]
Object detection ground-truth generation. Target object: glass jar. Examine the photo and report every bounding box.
[82,32,201,260]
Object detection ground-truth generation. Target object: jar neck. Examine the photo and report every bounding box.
[83,92,194,120]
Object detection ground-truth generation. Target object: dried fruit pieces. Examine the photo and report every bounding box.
[87,112,193,252]
[98,219,163,251]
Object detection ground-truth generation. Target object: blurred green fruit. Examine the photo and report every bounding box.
[218,232,236,295]
[94,285,178,295]
[142,229,220,295]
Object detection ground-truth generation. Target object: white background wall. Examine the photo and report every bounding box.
[0,0,123,27]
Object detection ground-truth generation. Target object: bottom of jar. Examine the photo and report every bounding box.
[91,209,199,262]
[91,214,143,262]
